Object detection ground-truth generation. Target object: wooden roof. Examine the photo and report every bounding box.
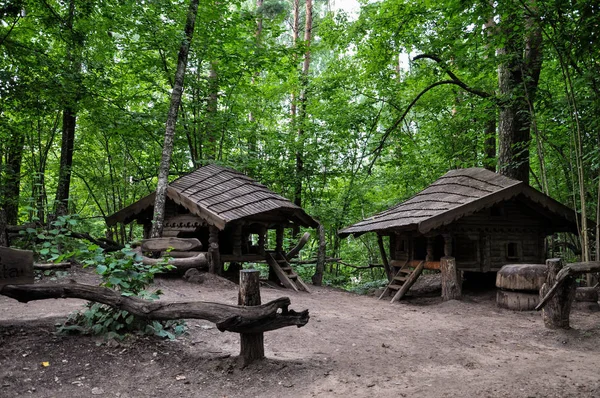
[106,164,318,230]
[339,168,579,237]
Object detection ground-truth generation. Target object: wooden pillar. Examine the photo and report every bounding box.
[208,225,221,275]
[258,226,266,256]
[238,269,264,366]
[540,258,575,329]
[275,225,284,252]
[377,234,392,281]
[443,233,452,257]
[426,236,434,262]
[441,234,461,300]
[233,224,242,257]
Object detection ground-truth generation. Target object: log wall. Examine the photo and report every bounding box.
[389,199,548,272]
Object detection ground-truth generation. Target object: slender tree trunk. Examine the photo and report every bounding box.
[205,61,218,161]
[313,223,325,286]
[3,130,24,225]
[294,0,312,211]
[151,0,200,238]
[54,0,82,216]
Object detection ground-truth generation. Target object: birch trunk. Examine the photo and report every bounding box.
[151,0,200,238]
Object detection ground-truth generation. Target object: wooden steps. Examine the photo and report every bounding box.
[378,259,426,303]
[265,251,310,293]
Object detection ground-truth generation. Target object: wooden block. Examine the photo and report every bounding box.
[141,237,202,252]
[0,247,34,286]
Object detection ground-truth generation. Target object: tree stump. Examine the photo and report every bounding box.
[539,258,575,329]
[238,269,264,366]
[441,256,462,300]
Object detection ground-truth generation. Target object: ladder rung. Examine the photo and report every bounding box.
[387,284,402,290]
[281,267,292,271]
[289,274,298,279]
[394,276,407,282]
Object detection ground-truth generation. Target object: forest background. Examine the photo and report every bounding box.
[1,0,599,289]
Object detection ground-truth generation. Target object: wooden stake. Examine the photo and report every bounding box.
[539,258,575,329]
[441,256,461,301]
[238,269,264,366]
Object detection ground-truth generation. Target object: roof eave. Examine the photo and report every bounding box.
[417,182,524,234]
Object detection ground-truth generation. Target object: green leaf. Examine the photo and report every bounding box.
[96,265,108,275]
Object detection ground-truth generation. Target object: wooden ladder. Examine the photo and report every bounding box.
[265,251,311,293]
[378,259,426,303]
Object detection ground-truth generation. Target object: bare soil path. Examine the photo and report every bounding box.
[1,267,599,397]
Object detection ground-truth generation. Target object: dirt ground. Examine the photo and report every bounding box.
[1,267,600,398]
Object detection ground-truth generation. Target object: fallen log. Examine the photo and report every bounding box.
[34,262,71,270]
[536,261,600,311]
[0,282,309,334]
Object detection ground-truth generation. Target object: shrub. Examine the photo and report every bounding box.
[59,246,186,340]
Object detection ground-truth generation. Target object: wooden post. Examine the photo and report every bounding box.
[426,236,434,262]
[377,234,392,281]
[441,256,461,300]
[208,226,221,275]
[443,233,452,257]
[238,269,264,366]
[275,225,284,252]
[539,258,575,329]
[258,226,266,256]
[233,224,242,257]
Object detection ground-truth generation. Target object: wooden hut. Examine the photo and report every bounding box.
[106,164,318,291]
[338,168,579,301]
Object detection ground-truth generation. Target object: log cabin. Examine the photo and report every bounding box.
[338,168,580,301]
[106,164,318,291]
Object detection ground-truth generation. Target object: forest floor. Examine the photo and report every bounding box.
[1,267,600,398]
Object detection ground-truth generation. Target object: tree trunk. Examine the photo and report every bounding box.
[539,258,575,329]
[151,0,200,238]
[293,0,312,214]
[3,130,24,224]
[55,107,77,215]
[497,2,543,185]
[238,269,264,366]
[313,224,325,286]
[54,0,82,216]
[205,62,219,160]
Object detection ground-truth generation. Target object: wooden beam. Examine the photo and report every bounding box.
[377,234,392,281]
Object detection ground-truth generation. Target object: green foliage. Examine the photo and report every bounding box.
[17,213,87,262]
[59,246,185,340]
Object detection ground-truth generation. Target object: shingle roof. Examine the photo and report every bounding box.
[106,164,318,230]
[338,168,578,237]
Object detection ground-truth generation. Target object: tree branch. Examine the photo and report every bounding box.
[412,54,492,99]
[0,282,309,334]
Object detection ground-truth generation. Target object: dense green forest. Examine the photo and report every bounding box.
[1,0,599,287]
